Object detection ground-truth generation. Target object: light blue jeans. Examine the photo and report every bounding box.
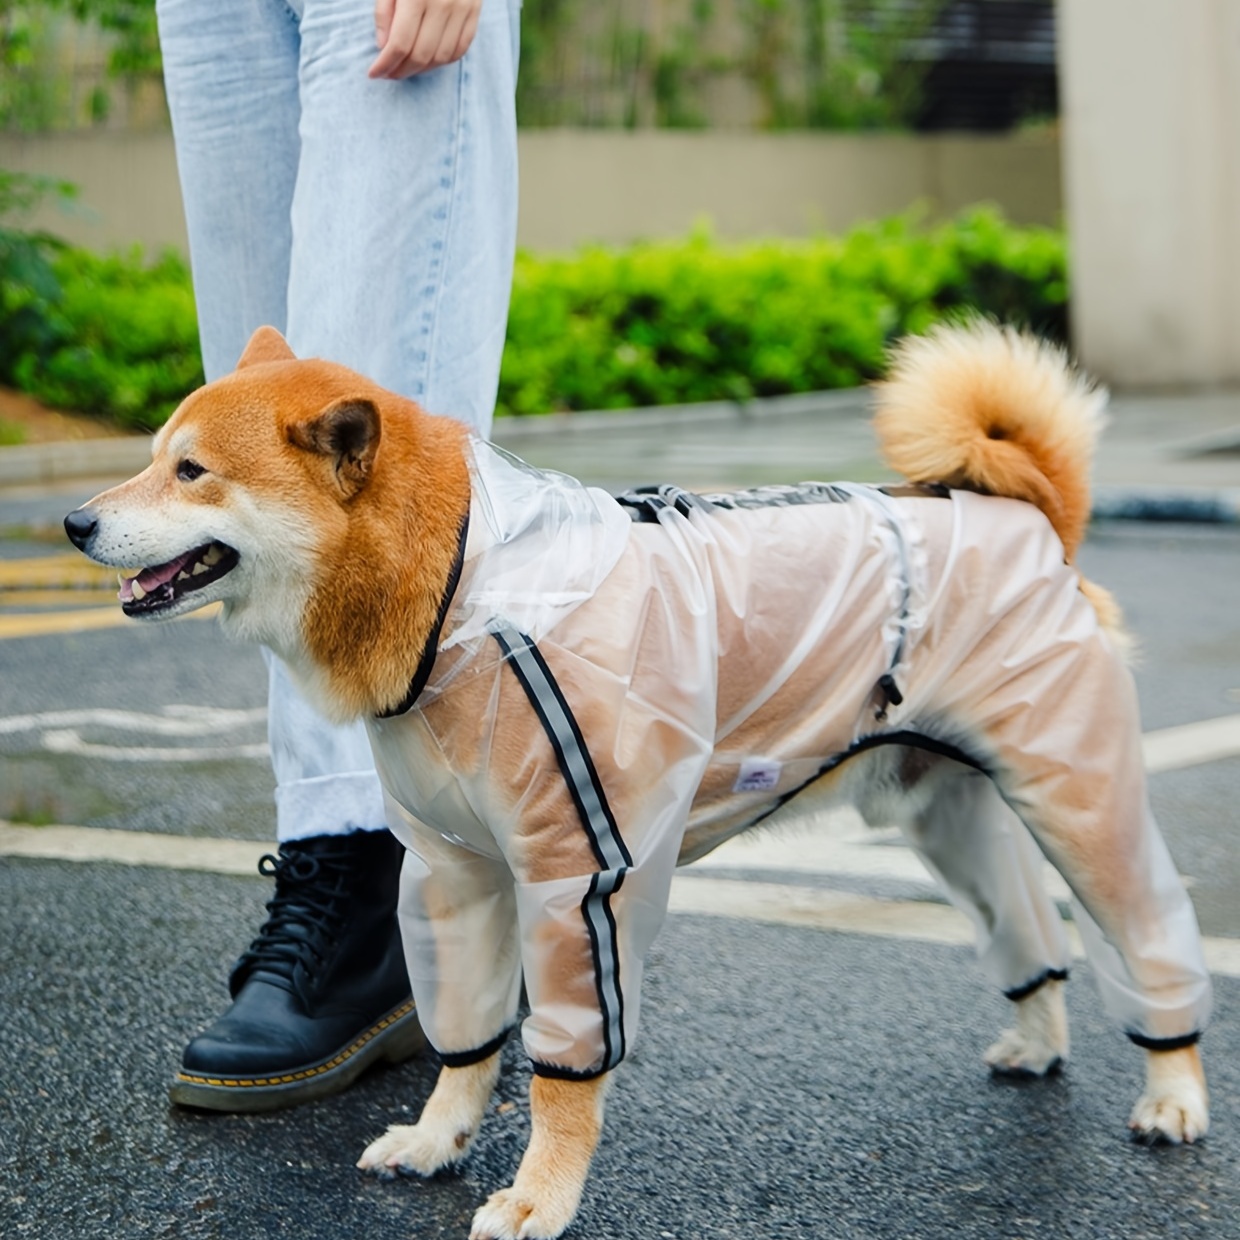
[156,0,520,841]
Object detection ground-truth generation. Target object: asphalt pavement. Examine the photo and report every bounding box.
[2,385,1240,1239]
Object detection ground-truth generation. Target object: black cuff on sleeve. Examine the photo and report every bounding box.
[435,1027,512,1068]
[1003,967,1069,1003]
[530,1058,610,1082]
[1126,1030,1202,1053]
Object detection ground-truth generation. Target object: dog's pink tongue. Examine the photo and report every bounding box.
[135,551,196,593]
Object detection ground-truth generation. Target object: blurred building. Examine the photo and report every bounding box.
[2,1,1065,258]
[911,0,1057,131]
[15,0,1234,390]
[515,0,1057,133]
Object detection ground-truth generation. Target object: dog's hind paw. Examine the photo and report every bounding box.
[1129,1045,1209,1145]
[1129,1092,1209,1145]
[984,979,1069,1077]
[984,1027,1064,1077]
[470,1186,578,1240]
[356,1122,471,1178]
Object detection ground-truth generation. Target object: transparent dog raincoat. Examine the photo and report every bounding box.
[367,440,1212,1078]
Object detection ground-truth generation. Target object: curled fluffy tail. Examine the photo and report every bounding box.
[874,320,1131,652]
[874,320,1106,561]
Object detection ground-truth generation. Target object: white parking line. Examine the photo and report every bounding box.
[0,704,270,762]
[0,822,269,875]
[4,819,1240,978]
[692,813,1079,901]
[1143,712,1240,773]
[669,874,1240,979]
[1,708,1237,772]
[0,705,267,736]
[2,714,1237,974]
[39,730,270,762]
[645,713,1240,886]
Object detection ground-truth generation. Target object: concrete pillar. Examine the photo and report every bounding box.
[1060,0,1240,387]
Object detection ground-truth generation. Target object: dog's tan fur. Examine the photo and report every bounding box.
[876,322,1103,560]
[470,1075,608,1240]
[68,321,1207,1239]
[174,325,473,719]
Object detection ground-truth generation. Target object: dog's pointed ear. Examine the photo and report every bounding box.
[288,399,381,499]
[236,327,296,369]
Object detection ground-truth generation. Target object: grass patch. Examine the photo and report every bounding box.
[0,418,27,445]
[5,796,58,827]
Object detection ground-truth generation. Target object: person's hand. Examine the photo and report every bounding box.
[369,0,482,79]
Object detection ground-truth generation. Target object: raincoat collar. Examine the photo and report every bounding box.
[374,510,471,719]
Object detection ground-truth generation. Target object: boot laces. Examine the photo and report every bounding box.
[231,842,356,989]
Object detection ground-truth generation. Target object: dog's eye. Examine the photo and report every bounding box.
[177,459,206,483]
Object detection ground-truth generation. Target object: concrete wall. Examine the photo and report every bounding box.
[2,128,1061,258]
[516,130,1061,248]
[1060,0,1240,387]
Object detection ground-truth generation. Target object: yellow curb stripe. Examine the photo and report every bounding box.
[2,589,119,605]
[0,607,136,639]
[0,555,118,588]
[0,601,220,640]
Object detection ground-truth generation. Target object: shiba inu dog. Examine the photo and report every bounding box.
[65,322,1210,1240]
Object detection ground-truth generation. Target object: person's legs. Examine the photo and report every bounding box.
[268,0,519,844]
[156,0,300,383]
[287,0,520,429]
[157,0,519,1109]
[157,0,413,1110]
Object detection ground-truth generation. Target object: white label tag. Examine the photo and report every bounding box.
[733,757,783,793]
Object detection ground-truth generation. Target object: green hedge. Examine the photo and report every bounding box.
[500,208,1067,416]
[7,246,203,429]
[2,206,1067,429]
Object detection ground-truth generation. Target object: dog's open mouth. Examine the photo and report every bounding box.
[118,541,239,615]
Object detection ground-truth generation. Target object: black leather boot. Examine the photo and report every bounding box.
[169,830,424,1112]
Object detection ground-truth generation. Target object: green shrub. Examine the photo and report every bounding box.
[1,205,1065,426]
[0,171,73,384]
[11,245,203,429]
[497,207,1068,416]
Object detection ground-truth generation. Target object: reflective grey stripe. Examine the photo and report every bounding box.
[584,869,626,1073]
[492,624,629,1073]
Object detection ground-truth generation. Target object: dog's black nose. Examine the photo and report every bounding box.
[63,507,99,550]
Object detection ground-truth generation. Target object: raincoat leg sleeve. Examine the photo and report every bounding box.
[904,765,1071,998]
[511,821,683,1080]
[385,795,522,1063]
[487,623,710,1079]
[969,609,1212,1047]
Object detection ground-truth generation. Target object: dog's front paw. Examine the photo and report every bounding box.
[1129,1046,1209,1145]
[357,1121,472,1179]
[470,1185,579,1240]
[984,978,1069,1077]
[360,1058,500,1180]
